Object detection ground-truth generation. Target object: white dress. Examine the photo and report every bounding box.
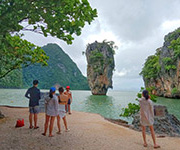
[58,104,66,118]
[45,95,59,117]
[139,97,154,126]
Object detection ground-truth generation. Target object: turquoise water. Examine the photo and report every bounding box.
[0,89,180,122]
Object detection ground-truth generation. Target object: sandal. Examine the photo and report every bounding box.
[34,126,39,129]
[49,135,54,137]
[29,126,33,129]
[42,133,46,136]
[56,131,62,134]
[154,145,160,149]
[65,129,70,132]
[143,144,148,147]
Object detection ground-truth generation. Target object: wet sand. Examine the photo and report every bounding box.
[0,106,180,150]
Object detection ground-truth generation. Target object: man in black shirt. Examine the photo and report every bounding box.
[25,80,41,129]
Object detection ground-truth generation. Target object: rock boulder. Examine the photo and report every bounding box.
[86,41,115,95]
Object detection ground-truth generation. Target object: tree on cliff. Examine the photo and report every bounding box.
[0,0,97,78]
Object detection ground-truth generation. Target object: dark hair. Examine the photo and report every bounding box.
[49,89,54,98]
[142,90,149,100]
[33,80,39,85]
[58,87,64,93]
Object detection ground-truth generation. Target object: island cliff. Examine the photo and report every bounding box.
[85,41,115,95]
[141,28,180,98]
[0,43,89,90]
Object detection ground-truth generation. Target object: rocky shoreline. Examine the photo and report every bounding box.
[107,105,180,137]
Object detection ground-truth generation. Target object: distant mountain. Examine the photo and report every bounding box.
[0,43,90,90]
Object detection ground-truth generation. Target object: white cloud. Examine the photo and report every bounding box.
[161,20,180,33]
[114,69,129,77]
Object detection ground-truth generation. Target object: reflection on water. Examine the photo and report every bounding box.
[84,95,115,118]
[0,89,180,123]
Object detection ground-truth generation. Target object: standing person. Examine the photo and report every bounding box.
[42,87,59,137]
[57,87,70,134]
[139,90,160,149]
[25,80,41,129]
[64,86,72,114]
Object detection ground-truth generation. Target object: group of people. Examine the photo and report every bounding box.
[25,80,72,137]
[25,80,160,148]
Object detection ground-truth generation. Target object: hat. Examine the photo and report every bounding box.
[50,87,56,92]
[33,80,39,85]
[66,86,70,89]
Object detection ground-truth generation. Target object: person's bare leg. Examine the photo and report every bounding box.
[141,126,147,147]
[65,105,67,113]
[49,116,55,137]
[68,104,71,114]
[57,115,61,133]
[29,113,33,128]
[42,115,50,136]
[63,116,68,131]
[149,125,160,148]
[34,113,38,128]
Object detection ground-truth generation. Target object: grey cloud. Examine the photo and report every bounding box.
[90,0,180,41]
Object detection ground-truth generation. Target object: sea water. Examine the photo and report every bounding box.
[0,89,180,122]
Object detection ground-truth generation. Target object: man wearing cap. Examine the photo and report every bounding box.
[25,80,41,129]
[64,86,72,114]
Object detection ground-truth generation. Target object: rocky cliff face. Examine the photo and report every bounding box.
[141,28,180,98]
[86,41,115,95]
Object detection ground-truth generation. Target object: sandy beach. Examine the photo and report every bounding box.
[0,106,180,150]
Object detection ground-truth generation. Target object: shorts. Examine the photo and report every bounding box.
[29,106,39,114]
[68,99,71,105]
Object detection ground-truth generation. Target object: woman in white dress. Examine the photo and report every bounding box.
[139,90,160,149]
[42,87,58,137]
[57,87,69,134]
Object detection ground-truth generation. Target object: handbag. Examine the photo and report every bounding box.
[15,119,24,127]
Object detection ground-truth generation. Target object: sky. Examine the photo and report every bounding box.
[21,0,180,91]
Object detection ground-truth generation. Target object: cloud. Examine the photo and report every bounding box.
[161,20,180,33]
[114,69,129,77]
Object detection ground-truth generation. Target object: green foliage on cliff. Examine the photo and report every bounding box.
[0,44,89,90]
[88,40,116,74]
[171,88,180,95]
[141,28,180,79]
[0,0,97,78]
[165,28,180,42]
[140,50,161,80]
[163,28,180,71]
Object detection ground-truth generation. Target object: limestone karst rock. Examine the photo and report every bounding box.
[85,41,115,95]
[141,28,180,98]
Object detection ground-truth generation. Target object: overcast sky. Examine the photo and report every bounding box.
[22,0,180,91]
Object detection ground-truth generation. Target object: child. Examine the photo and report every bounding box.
[64,86,72,114]
[139,90,160,149]
[42,87,59,137]
[57,87,70,134]
[25,80,41,129]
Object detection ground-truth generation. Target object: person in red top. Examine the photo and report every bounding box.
[64,86,72,114]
